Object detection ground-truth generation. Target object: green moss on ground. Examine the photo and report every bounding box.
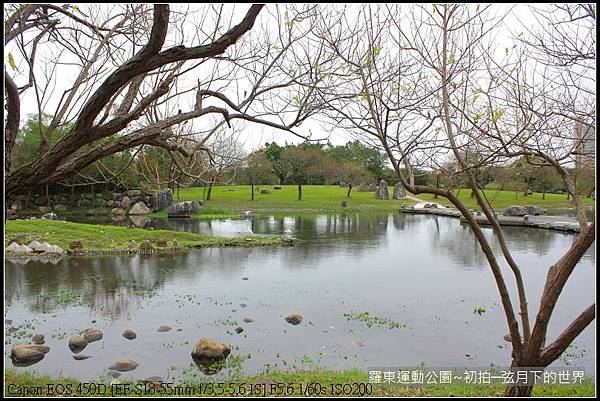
[4,219,290,252]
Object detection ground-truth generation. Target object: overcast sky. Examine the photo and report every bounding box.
[6,3,564,154]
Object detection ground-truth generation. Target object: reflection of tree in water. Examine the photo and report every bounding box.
[424,214,594,270]
[254,212,391,242]
[5,249,256,317]
[424,215,494,269]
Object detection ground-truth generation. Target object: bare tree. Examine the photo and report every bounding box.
[4,4,325,196]
[313,4,595,396]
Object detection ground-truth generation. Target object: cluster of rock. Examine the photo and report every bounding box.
[11,312,304,371]
[6,240,64,256]
[503,205,543,217]
[168,200,203,218]
[7,189,173,216]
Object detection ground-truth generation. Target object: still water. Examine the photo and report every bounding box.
[4,212,596,381]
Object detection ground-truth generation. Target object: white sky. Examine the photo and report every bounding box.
[5,3,572,154]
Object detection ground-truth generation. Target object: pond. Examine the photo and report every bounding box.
[4,212,596,382]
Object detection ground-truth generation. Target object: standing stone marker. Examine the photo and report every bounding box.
[393,182,407,200]
[374,180,389,200]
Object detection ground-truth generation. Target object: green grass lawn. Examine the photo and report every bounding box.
[415,188,595,211]
[168,185,414,212]
[4,219,288,251]
[163,185,594,213]
[4,369,595,397]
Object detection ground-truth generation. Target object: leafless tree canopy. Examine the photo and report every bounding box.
[4,4,330,194]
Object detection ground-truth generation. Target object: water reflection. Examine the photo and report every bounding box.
[4,212,595,378]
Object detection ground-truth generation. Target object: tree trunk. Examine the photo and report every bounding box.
[346,184,352,198]
[542,190,546,200]
[251,183,254,200]
[504,384,533,397]
[207,183,213,201]
[46,185,51,207]
[297,178,302,200]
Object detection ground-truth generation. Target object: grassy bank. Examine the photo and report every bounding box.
[152,206,239,220]
[168,185,414,212]
[4,369,595,397]
[416,188,595,211]
[161,185,594,213]
[4,219,291,253]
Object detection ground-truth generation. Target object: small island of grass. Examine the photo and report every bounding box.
[5,219,294,257]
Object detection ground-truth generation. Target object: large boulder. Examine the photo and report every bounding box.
[191,338,231,361]
[83,328,103,343]
[168,201,202,218]
[28,240,50,253]
[69,335,88,350]
[127,201,151,215]
[524,205,541,216]
[122,329,137,340]
[6,242,33,254]
[70,240,84,250]
[374,180,389,200]
[151,189,173,211]
[503,205,528,216]
[126,190,143,197]
[128,215,150,228]
[260,189,271,194]
[32,334,45,345]
[11,344,50,363]
[41,212,58,220]
[339,181,348,188]
[54,204,67,211]
[45,244,64,255]
[121,196,131,208]
[108,359,139,372]
[285,313,303,325]
[392,182,407,200]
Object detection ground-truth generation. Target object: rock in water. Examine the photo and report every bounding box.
[167,201,201,218]
[392,182,407,200]
[285,313,303,325]
[69,335,88,350]
[282,229,293,241]
[28,240,49,253]
[191,338,231,361]
[11,344,50,363]
[73,354,93,360]
[127,201,151,215]
[157,325,172,332]
[108,359,139,372]
[83,328,103,343]
[122,329,137,340]
[151,189,173,212]
[32,334,45,344]
[374,180,389,200]
[6,242,33,254]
